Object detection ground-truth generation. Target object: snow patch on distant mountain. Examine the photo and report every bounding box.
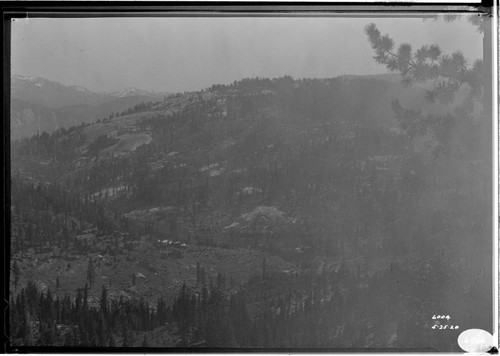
[70,85,92,93]
[13,74,44,82]
[109,87,153,98]
[107,87,171,99]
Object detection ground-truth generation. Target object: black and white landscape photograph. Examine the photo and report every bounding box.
[7,8,495,352]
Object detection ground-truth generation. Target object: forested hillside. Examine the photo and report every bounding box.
[10,74,492,350]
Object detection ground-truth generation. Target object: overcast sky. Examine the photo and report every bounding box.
[11,16,483,93]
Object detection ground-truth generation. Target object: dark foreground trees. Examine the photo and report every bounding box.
[10,251,488,351]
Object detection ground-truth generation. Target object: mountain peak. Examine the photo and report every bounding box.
[12,74,114,110]
[106,87,172,100]
[69,85,92,93]
[108,87,154,98]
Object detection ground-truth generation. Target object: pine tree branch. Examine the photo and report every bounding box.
[379,47,418,69]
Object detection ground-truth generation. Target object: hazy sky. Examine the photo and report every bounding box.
[11,16,483,93]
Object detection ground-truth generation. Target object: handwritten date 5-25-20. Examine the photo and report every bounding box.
[431,315,459,330]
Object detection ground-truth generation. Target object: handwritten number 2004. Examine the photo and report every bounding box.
[432,315,451,320]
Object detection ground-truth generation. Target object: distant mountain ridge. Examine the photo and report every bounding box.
[11,75,171,140]
[12,75,114,109]
[108,87,170,99]
[12,75,170,107]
